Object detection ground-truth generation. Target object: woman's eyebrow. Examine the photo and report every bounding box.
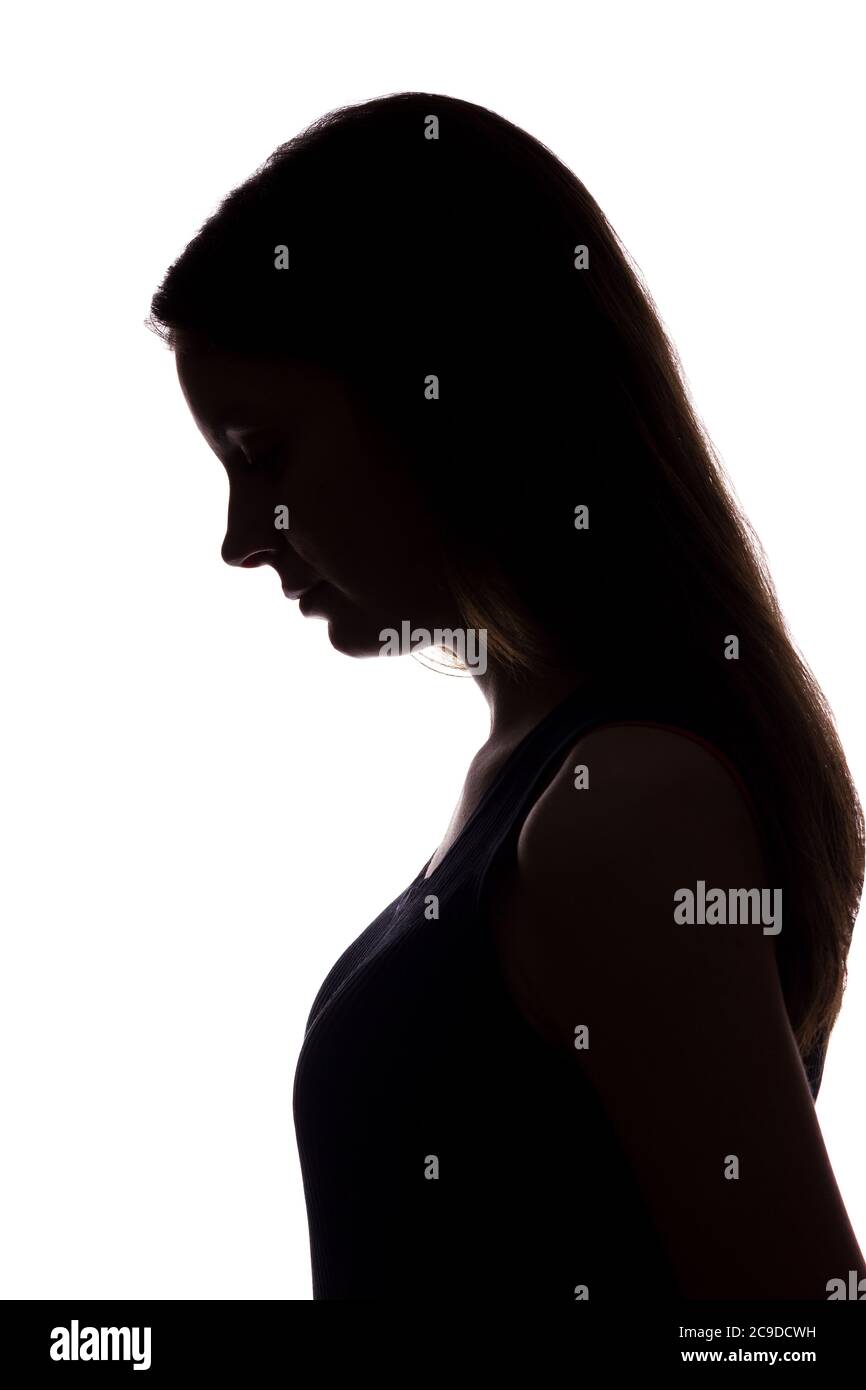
[223,421,288,446]
[223,423,264,440]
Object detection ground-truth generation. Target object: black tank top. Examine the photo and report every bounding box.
[292,677,828,1299]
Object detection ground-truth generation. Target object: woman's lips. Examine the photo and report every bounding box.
[282,582,319,600]
[298,582,327,613]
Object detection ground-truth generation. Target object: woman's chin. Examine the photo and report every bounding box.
[314,609,394,660]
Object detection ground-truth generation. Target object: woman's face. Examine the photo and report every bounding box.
[174,336,456,657]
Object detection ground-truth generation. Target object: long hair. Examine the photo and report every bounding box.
[148,90,863,1068]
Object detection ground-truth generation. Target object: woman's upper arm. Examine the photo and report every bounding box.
[500,723,864,1299]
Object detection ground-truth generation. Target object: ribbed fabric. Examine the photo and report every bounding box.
[291,676,827,1299]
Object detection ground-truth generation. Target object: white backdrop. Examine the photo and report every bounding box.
[1,0,862,1298]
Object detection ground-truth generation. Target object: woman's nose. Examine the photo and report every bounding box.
[221,487,280,566]
[221,533,276,567]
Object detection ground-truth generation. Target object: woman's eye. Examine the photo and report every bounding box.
[239,447,284,470]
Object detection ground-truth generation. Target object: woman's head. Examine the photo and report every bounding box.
[149,90,706,679]
[149,91,863,1062]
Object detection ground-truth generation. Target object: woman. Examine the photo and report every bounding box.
[148,92,864,1300]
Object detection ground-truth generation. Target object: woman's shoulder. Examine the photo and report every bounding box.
[518,719,768,891]
[487,719,779,1048]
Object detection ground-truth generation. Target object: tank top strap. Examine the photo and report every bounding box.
[415,669,770,903]
[463,684,635,888]
[447,677,759,912]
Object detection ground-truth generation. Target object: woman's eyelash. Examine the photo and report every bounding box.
[237,447,283,470]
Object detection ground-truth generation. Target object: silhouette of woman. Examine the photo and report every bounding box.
[149,92,864,1300]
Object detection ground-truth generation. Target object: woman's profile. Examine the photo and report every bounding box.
[148,91,864,1300]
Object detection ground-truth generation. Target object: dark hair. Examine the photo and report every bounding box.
[148,90,863,1066]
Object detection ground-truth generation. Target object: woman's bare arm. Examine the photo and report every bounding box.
[492,723,864,1299]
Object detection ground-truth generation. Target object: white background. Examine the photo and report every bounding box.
[1,0,863,1298]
